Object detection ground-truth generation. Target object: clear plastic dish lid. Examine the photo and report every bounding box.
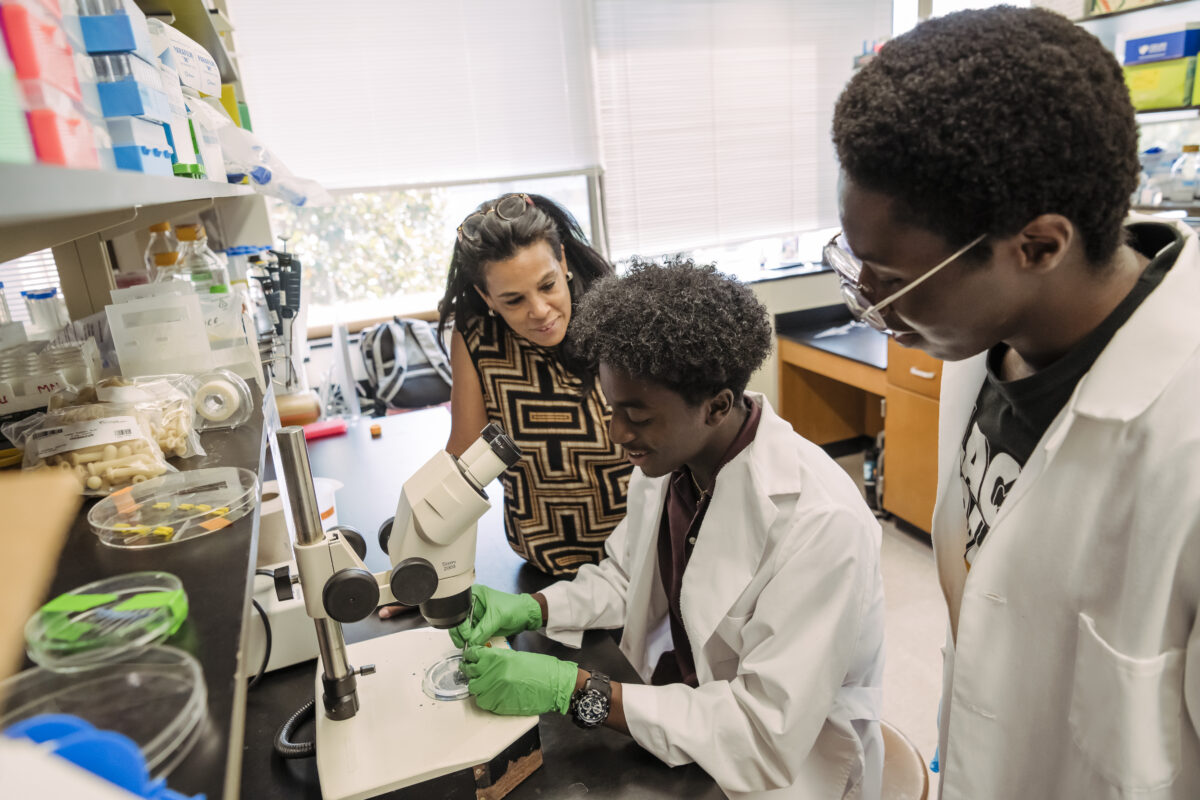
[25,571,188,670]
[0,645,207,779]
[423,652,471,701]
[87,467,258,548]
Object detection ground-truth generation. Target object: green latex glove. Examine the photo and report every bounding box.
[461,645,577,716]
[449,585,542,648]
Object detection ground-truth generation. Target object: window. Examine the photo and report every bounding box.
[269,174,591,332]
[894,0,1031,37]
[230,1,598,190]
[0,249,61,326]
[593,0,892,260]
[232,1,600,332]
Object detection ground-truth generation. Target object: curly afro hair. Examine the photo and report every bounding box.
[570,257,772,405]
[833,6,1138,266]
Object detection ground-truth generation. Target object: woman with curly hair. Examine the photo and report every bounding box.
[446,260,886,800]
[384,193,631,607]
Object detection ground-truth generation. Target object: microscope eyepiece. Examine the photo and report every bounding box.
[487,432,522,469]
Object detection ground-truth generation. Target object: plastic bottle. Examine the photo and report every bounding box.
[144,221,179,278]
[1168,144,1200,203]
[22,288,69,339]
[172,223,231,295]
[0,282,11,326]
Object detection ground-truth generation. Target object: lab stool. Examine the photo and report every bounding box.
[881,720,929,800]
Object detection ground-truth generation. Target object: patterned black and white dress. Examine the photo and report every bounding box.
[464,314,632,575]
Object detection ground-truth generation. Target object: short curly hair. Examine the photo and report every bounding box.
[833,6,1138,266]
[570,258,772,404]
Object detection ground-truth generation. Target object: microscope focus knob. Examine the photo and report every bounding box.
[323,568,381,623]
[328,525,368,561]
[376,516,395,556]
[390,557,438,607]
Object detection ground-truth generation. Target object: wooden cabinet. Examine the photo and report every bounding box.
[775,332,943,534]
[882,383,940,531]
[776,336,885,446]
[882,339,941,531]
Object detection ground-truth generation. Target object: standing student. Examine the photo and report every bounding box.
[831,7,1200,798]
[381,194,631,622]
[453,261,886,800]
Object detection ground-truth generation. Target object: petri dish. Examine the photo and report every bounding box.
[423,652,471,701]
[0,645,206,778]
[87,467,258,548]
[25,571,188,671]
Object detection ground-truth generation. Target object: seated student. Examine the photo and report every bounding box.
[453,260,886,800]
[830,6,1200,798]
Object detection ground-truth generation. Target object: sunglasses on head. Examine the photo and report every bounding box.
[457,193,535,243]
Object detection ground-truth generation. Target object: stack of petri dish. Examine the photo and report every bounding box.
[1,571,206,779]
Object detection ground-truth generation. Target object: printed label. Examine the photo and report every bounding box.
[33,416,140,459]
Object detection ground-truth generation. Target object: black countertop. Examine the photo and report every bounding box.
[9,387,269,800]
[240,408,721,799]
[776,305,888,371]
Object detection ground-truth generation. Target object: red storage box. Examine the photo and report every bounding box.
[27,106,97,167]
[0,1,79,99]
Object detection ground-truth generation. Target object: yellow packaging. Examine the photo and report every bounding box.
[1124,56,1196,110]
[220,84,240,128]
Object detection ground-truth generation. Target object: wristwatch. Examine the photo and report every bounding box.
[569,670,612,729]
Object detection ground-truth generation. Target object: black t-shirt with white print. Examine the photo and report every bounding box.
[960,222,1182,567]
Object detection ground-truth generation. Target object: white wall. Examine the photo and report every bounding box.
[748,269,843,407]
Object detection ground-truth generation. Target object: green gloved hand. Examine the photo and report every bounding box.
[461,645,577,716]
[449,585,542,648]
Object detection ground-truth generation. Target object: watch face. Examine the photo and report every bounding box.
[575,688,609,726]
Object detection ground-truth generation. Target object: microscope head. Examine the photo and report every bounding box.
[386,424,521,628]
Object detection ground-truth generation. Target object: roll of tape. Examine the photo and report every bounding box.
[196,378,241,423]
[256,478,344,568]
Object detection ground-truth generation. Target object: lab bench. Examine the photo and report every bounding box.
[775,307,942,532]
[240,406,721,799]
[13,385,270,800]
[15,397,721,798]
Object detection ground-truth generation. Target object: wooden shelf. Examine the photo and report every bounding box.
[1133,202,1200,214]
[1075,0,1200,22]
[0,163,253,262]
[1136,107,1200,123]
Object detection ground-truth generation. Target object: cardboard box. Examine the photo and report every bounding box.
[1124,56,1196,110]
[1124,24,1200,66]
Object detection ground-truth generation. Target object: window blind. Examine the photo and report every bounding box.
[593,0,892,258]
[0,249,60,326]
[230,0,600,191]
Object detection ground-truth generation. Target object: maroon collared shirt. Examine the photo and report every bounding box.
[650,395,762,687]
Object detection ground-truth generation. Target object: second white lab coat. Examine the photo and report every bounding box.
[540,394,886,799]
[931,218,1200,799]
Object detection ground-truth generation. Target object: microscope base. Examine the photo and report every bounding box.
[247,567,319,673]
[314,628,541,800]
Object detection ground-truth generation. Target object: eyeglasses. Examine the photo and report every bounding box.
[457,193,534,242]
[823,231,986,333]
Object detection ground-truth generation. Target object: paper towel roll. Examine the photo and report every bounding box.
[257,477,343,568]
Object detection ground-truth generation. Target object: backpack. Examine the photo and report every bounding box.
[358,317,452,412]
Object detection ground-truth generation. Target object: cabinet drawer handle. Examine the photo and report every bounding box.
[909,366,937,380]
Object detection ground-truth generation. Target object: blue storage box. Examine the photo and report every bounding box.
[97,79,169,123]
[78,0,154,60]
[113,142,172,176]
[1124,25,1200,66]
[105,114,168,149]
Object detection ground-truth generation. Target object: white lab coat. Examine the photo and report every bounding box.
[931,218,1200,800]
[540,394,886,799]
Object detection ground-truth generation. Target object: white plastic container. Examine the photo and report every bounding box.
[106,291,213,376]
[1168,144,1200,202]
